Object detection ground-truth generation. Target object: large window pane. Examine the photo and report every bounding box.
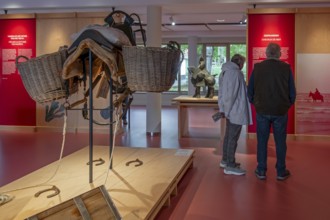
[230,44,247,79]
[205,45,227,91]
[169,44,202,92]
[167,43,246,92]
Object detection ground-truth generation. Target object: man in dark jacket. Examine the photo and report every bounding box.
[248,43,296,181]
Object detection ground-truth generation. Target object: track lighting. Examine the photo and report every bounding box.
[170,16,176,26]
[240,14,247,24]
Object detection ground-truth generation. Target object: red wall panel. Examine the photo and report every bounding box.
[0,19,36,126]
[247,13,295,134]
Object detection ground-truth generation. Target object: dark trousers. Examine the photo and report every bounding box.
[256,113,288,175]
[222,119,242,167]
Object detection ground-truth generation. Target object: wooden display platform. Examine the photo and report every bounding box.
[0,146,194,220]
[172,95,225,139]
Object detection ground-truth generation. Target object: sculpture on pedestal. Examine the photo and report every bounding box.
[188,57,215,98]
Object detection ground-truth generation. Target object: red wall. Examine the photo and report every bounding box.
[247,13,295,134]
[0,19,36,126]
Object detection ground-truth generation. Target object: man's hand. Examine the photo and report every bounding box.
[212,112,225,122]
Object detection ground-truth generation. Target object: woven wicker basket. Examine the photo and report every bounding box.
[122,42,183,92]
[16,49,78,103]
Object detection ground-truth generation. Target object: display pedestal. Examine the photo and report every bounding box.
[0,146,194,220]
[172,95,225,139]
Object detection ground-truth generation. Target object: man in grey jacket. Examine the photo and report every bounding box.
[218,54,252,175]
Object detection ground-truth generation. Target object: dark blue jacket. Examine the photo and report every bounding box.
[247,59,296,115]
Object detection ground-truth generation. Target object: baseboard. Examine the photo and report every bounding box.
[248,133,330,141]
[0,126,37,132]
[35,126,77,133]
[0,126,123,134]
[294,134,330,141]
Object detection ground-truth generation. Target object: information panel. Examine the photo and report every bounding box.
[247,13,295,134]
[0,18,36,126]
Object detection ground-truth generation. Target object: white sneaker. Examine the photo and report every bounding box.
[224,167,246,175]
[219,160,241,168]
[219,160,227,168]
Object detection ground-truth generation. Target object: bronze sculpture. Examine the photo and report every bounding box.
[188,57,215,98]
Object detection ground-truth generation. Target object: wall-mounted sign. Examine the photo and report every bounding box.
[0,18,36,126]
[247,13,295,134]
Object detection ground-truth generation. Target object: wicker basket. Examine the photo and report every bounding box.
[122,42,183,92]
[16,49,78,103]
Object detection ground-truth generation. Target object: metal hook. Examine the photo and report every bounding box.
[35,186,60,198]
[86,158,105,166]
[126,158,143,167]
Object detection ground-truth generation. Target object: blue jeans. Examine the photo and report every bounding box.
[222,119,242,167]
[256,113,288,176]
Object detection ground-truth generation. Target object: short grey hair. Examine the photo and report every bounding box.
[231,54,246,67]
[266,43,281,59]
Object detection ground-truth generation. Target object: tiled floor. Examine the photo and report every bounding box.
[1,106,330,220]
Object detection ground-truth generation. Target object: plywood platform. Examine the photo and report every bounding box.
[0,146,194,220]
[172,95,224,139]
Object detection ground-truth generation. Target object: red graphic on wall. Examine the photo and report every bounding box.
[0,18,36,126]
[309,88,324,102]
[247,13,295,134]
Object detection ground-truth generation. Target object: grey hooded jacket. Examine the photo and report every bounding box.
[218,61,252,125]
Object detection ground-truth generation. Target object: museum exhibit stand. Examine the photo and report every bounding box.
[172,95,225,140]
[1,5,330,219]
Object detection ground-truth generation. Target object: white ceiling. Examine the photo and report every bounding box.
[1,0,330,38]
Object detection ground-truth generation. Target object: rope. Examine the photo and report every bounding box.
[0,193,14,206]
[0,113,68,195]
[103,106,120,185]
[1,96,123,202]
[43,112,67,183]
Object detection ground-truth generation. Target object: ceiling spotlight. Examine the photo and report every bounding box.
[240,14,247,24]
[170,16,176,26]
[217,19,225,22]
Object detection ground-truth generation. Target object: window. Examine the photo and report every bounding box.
[230,44,247,79]
[205,45,227,91]
[169,44,203,92]
[164,43,247,93]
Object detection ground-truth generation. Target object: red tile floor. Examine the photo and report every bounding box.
[1,106,330,220]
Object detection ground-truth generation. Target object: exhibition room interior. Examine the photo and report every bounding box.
[1,0,330,219]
